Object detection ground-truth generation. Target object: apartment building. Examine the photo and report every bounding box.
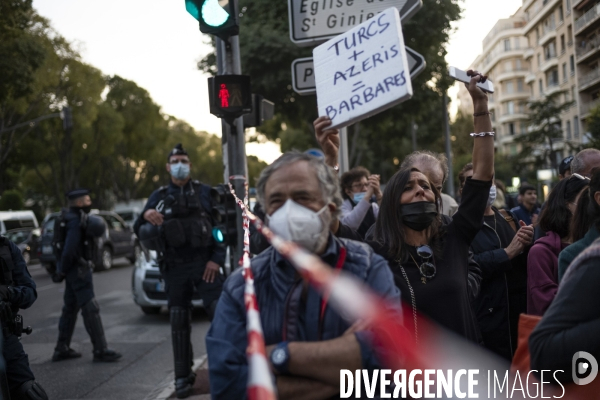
[459,0,596,160]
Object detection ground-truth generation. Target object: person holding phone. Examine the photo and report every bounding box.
[366,71,494,342]
[340,167,381,238]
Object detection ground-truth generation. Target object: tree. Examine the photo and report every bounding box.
[514,91,574,174]
[0,189,24,211]
[198,0,462,180]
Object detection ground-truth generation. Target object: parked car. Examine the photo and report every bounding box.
[131,250,203,315]
[39,210,140,275]
[5,228,41,265]
[0,211,39,235]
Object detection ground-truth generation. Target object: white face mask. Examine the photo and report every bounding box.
[267,199,330,253]
[488,184,497,207]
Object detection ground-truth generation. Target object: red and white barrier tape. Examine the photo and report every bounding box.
[229,181,276,400]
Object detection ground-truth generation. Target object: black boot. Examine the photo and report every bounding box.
[16,380,48,400]
[171,307,195,398]
[81,298,122,362]
[53,307,82,361]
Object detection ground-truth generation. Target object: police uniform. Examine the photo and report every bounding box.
[134,145,225,398]
[0,236,48,399]
[52,189,122,362]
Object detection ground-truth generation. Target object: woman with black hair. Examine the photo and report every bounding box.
[527,174,590,316]
[558,168,600,282]
[368,71,494,342]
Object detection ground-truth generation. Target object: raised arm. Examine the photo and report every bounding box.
[467,71,495,182]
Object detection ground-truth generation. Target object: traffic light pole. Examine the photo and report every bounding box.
[216,36,247,268]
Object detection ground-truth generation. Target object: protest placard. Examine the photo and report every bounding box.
[313,7,412,129]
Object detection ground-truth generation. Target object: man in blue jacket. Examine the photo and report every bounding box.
[135,144,225,398]
[206,152,401,399]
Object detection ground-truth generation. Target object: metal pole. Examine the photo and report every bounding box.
[338,126,350,174]
[443,93,455,197]
[215,34,247,267]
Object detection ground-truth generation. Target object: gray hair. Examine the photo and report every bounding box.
[256,151,342,219]
[399,150,449,184]
[571,148,600,174]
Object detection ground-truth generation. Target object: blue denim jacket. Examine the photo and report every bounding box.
[206,235,401,399]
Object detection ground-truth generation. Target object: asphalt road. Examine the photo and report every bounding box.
[18,258,212,400]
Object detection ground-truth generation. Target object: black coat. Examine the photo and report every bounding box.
[470,207,528,361]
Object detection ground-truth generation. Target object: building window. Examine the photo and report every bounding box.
[544,42,557,59]
[539,79,544,95]
[537,54,541,68]
[507,101,515,114]
[561,35,566,54]
[509,123,516,135]
[505,61,513,72]
[517,78,524,92]
[506,81,514,93]
[521,122,527,135]
[574,116,580,138]
[516,58,522,70]
[567,0,571,13]
[563,63,567,82]
[566,120,572,140]
[515,38,520,50]
[510,145,517,156]
[504,39,511,51]
[570,55,575,75]
[558,6,564,22]
[568,26,573,46]
[572,86,577,105]
[547,69,559,86]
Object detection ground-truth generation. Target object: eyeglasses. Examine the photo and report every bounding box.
[169,159,190,165]
[351,182,369,190]
[416,245,436,279]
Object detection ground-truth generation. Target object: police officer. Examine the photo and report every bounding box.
[135,144,225,399]
[52,189,122,362]
[0,233,48,399]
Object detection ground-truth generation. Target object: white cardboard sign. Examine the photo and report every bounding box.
[313,7,412,129]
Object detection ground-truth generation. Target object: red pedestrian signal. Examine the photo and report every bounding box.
[208,75,252,121]
[219,84,230,108]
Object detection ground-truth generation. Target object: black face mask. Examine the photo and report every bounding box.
[399,201,438,231]
[80,206,91,214]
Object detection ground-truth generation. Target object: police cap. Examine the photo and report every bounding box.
[66,189,90,200]
[167,143,188,160]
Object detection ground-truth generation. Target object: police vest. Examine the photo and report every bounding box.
[0,237,14,287]
[158,181,212,249]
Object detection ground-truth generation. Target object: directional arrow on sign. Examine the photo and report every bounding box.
[289,0,423,47]
[291,47,426,96]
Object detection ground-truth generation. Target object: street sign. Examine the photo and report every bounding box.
[292,46,425,96]
[313,8,412,129]
[288,0,422,47]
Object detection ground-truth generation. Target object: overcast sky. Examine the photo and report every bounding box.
[33,0,523,163]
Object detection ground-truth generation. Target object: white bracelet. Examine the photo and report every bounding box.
[470,132,495,137]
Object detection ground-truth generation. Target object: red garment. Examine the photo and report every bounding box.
[527,231,568,316]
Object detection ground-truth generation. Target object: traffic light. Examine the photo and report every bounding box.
[207,75,252,121]
[210,184,238,246]
[243,94,275,129]
[185,0,239,39]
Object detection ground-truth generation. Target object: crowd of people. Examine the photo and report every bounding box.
[4,71,600,399]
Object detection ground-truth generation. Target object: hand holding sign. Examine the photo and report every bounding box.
[313,8,412,129]
[314,116,340,168]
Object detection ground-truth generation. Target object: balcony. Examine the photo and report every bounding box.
[581,98,600,117]
[525,72,537,83]
[524,47,535,59]
[499,90,532,102]
[576,37,600,63]
[499,113,529,123]
[540,55,559,72]
[545,82,562,96]
[575,3,600,34]
[524,0,561,33]
[482,49,528,71]
[539,24,557,46]
[495,68,530,82]
[579,67,600,90]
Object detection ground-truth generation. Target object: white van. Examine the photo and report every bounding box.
[0,211,39,235]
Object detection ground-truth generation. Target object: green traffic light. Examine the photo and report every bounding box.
[202,0,230,27]
[212,227,225,243]
[185,0,200,20]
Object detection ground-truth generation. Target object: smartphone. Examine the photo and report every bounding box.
[449,66,494,93]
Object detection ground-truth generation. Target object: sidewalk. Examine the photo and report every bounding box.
[168,356,211,400]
